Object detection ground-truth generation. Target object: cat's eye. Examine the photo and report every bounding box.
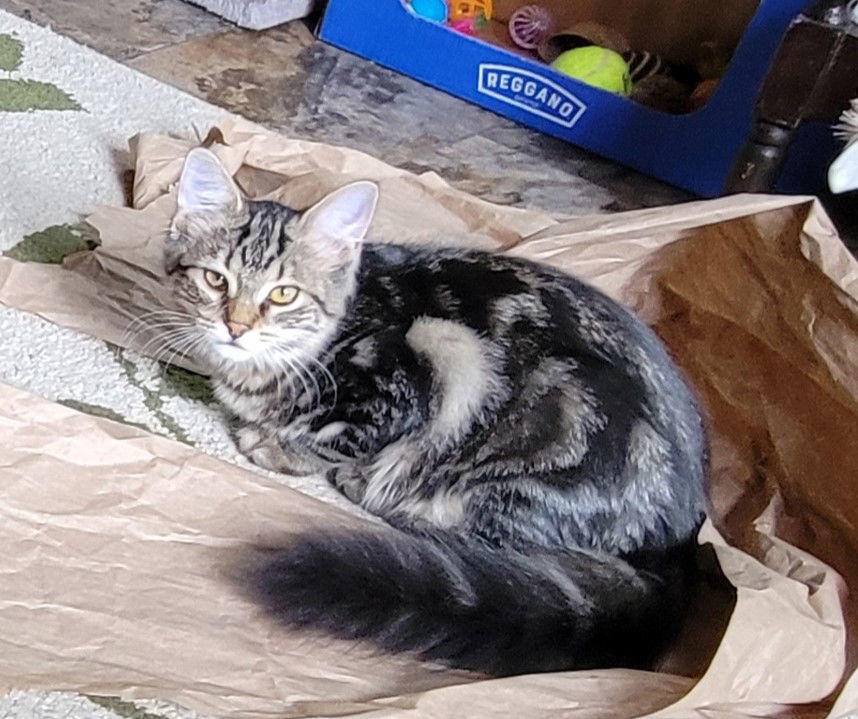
[268,286,300,305]
[203,269,227,290]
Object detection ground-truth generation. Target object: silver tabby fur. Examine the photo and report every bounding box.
[162,148,708,676]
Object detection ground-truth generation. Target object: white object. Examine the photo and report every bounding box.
[183,0,317,30]
[829,143,858,194]
[828,98,858,194]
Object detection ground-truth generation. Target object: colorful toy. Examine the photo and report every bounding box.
[622,51,665,84]
[550,47,632,96]
[508,5,554,50]
[449,14,487,36]
[449,0,491,22]
[623,50,700,115]
[407,0,448,23]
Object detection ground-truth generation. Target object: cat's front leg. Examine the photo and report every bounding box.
[318,428,413,507]
[325,439,421,511]
[326,464,368,504]
[236,425,326,476]
[252,443,324,476]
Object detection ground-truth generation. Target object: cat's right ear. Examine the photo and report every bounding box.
[300,181,379,241]
[176,147,244,215]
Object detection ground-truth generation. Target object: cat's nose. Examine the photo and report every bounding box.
[226,321,251,340]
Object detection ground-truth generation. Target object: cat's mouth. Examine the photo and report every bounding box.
[214,340,257,363]
[210,324,267,363]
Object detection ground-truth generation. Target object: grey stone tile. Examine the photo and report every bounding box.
[130,28,688,215]
[129,21,318,126]
[382,133,617,214]
[131,31,504,148]
[1,0,231,60]
[454,123,691,212]
[284,43,507,150]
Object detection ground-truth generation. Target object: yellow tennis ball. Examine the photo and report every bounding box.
[550,46,632,96]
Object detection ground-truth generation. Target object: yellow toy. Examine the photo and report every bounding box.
[449,0,492,21]
[551,47,632,96]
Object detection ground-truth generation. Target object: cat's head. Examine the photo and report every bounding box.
[164,147,378,375]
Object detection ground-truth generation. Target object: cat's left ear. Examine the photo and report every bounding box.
[176,147,244,215]
[300,181,379,241]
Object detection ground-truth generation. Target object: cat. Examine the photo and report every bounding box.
[162,147,709,676]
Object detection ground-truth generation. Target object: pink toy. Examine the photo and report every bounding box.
[450,17,479,35]
[508,5,554,50]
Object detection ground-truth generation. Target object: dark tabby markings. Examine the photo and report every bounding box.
[166,152,708,677]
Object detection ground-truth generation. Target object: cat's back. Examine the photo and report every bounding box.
[360,241,681,374]
[357,241,707,515]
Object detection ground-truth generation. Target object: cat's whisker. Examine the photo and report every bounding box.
[289,355,321,410]
[308,356,337,409]
[125,309,192,327]
[159,332,197,365]
[137,325,197,359]
[136,333,184,362]
[123,315,197,352]
[263,338,331,410]
[268,347,316,410]
[163,329,207,367]
[123,309,195,337]
[268,352,299,409]
[269,351,305,401]
[135,312,211,345]
[123,324,181,351]
[150,339,185,367]
[163,332,208,370]
[149,327,202,367]
[295,356,325,411]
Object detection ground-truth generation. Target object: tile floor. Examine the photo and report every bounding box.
[2,0,855,245]
[1,0,693,219]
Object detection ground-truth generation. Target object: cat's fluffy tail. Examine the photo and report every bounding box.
[246,528,694,676]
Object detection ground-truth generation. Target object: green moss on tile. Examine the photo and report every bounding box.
[0,34,23,72]
[0,78,80,111]
[58,399,150,434]
[86,696,171,719]
[105,343,209,446]
[5,222,99,264]
[162,364,214,404]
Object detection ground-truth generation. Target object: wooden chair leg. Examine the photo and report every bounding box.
[725,1,858,194]
[726,121,796,193]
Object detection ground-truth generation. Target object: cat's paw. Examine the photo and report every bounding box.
[237,426,323,476]
[327,465,368,503]
[249,444,320,476]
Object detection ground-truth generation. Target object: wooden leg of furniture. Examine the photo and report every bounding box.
[725,1,858,193]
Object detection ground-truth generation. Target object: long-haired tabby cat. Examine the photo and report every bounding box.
[163,148,708,676]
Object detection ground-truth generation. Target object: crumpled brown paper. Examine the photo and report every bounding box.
[1,117,857,719]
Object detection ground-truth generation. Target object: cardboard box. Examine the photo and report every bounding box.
[319,0,834,196]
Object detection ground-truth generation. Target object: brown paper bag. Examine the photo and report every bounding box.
[0,118,856,718]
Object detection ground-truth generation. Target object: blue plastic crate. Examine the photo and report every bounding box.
[319,0,829,197]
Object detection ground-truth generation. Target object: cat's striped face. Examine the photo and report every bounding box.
[164,148,378,374]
